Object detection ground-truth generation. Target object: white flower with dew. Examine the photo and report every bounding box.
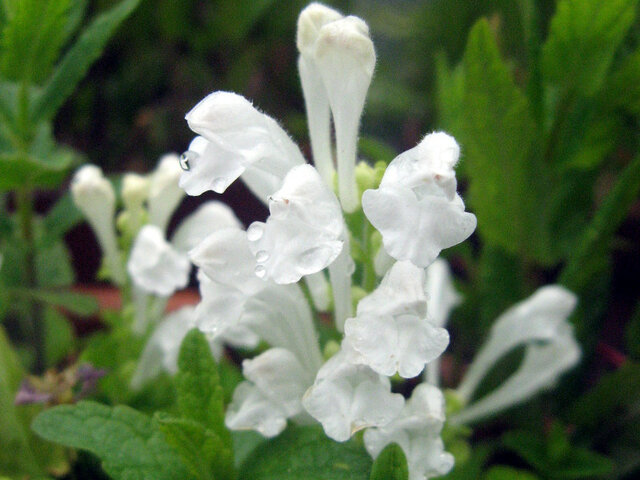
[452,285,580,424]
[362,132,476,267]
[148,153,185,233]
[302,343,404,442]
[247,164,345,284]
[344,261,450,378]
[364,383,454,480]
[71,165,125,285]
[127,225,190,297]
[179,92,305,200]
[172,200,243,253]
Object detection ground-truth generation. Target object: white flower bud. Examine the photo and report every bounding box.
[148,154,185,232]
[71,165,125,284]
[121,173,149,209]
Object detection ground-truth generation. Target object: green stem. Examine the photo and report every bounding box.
[16,186,45,373]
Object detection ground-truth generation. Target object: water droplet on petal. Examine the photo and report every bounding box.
[254,265,266,278]
[255,250,269,263]
[179,151,197,171]
[247,223,264,241]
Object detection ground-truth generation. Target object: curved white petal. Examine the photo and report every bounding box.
[189,228,264,295]
[247,165,344,284]
[302,347,404,442]
[148,154,185,232]
[180,92,305,198]
[127,225,190,296]
[364,384,454,480]
[172,201,242,253]
[225,381,289,438]
[457,285,579,401]
[345,261,449,378]
[363,132,476,268]
[453,323,580,424]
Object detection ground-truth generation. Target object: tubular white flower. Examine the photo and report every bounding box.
[247,165,345,284]
[179,92,305,199]
[296,3,343,185]
[315,16,376,212]
[302,343,404,442]
[226,348,315,437]
[364,384,454,480]
[127,225,190,296]
[452,286,580,424]
[304,271,331,311]
[328,240,354,331]
[71,165,125,285]
[172,201,242,253]
[344,261,450,378]
[424,259,462,385]
[121,172,150,235]
[148,154,185,233]
[362,132,477,267]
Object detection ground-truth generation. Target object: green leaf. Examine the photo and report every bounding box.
[40,192,83,246]
[154,413,234,480]
[541,0,637,96]
[239,426,372,479]
[458,19,547,261]
[605,49,640,115]
[36,241,74,288]
[560,155,640,291]
[483,466,540,480]
[0,150,74,191]
[175,329,229,444]
[30,0,141,123]
[0,0,73,83]
[369,443,408,480]
[32,401,194,480]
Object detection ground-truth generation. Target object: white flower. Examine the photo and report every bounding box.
[71,165,125,285]
[226,348,315,437]
[173,201,243,253]
[452,286,580,424]
[364,383,454,480]
[179,92,305,200]
[362,132,477,267]
[148,154,185,233]
[247,164,345,284]
[344,261,450,378]
[127,225,190,296]
[121,172,149,209]
[296,3,343,185]
[302,343,404,442]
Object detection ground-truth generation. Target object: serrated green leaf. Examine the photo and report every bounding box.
[176,329,229,445]
[30,0,141,123]
[458,19,548,261]
[483,466,539,480]
[32,401,194,480]
[541,0,637,96]
[154,413,234,480]
[369,443,408,480]
[239,426,372,480]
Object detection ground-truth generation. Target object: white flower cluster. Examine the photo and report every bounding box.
[71,3,582,478]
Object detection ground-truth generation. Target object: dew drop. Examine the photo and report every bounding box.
[179,151,197,171]
[255,250,269,263]
[247,223,264,241]
[254,265,267,278]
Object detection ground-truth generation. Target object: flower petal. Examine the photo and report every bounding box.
[172,201,242,253]
[127,225,190,296]
[225,382,289,438]
[148,153,185,232]
[247,164,345,284]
